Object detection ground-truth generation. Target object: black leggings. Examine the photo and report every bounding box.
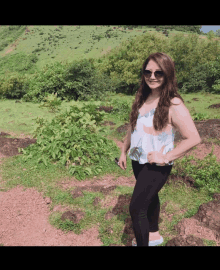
[129,160,173,246]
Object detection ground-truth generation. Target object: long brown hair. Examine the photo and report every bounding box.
[129,52,184,133]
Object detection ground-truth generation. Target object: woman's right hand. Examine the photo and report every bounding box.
[118,153,127,170]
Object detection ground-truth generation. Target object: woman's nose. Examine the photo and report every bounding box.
[150,73,156,79]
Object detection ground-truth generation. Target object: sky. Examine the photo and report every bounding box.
[200,25,220,33]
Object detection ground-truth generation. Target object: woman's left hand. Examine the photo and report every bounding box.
[147,145,166,166]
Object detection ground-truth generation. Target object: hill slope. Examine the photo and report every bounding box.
[0,25,216,74]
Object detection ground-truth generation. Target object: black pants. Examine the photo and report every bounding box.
[129,160,172,246]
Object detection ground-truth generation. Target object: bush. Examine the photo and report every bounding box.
[38,92,62,113]
[109,98,132,122]
[63,58,117,102]
[174,145,220,195]
[22,61,68,103]
[181,60,220,94]
[94,31,169,94]
[19,102,119,180]
[22,59,117,103]
[0,71,29,99]
[95,31,220,94]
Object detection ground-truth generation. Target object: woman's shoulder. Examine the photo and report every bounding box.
[170,97,182,105]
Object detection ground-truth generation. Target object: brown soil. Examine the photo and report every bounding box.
[1,114,220,246]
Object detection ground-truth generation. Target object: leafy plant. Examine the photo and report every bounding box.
[109,99,132,121]
[21,59,117,103]
[181,61,220,94]
[18,102,119,180]
[0,71,29,99]
[38,92,62,113]
[174,144,220,196]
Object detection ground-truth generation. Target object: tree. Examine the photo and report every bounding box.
[207,30,216,40]
[216,29,220,37]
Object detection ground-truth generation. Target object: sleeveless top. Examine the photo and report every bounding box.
[128,107,176,166]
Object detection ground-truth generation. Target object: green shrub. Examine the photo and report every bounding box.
[181,60,220,94]
[109,98,132,122]
[21,59,117,103]
[62,58,116,102]
[174,145,220,195]
[22,61,68,103]
[38,92,62,113]
[19,102,119,180]
[95,31,220,94]
[0,71,29,99]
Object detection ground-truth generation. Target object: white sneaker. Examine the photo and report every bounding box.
[149,236,164,246]
[132,236,164,246]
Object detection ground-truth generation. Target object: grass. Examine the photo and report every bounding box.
[0,26,155,72]
[0,90,220,246]
[0,90,220,139]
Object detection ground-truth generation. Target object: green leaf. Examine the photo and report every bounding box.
[84,167,92,175]
[42,156,48,166]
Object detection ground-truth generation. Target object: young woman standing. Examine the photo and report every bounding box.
[118,52,201,246]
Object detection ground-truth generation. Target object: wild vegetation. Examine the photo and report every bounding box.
[0,25,220,246]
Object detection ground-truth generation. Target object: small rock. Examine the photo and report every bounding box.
[44,197,51,204]
[197,227,202,233]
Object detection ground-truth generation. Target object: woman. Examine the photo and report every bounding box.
[118,52,201,246]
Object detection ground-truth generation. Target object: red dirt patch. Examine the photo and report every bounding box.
[0,185,102,246]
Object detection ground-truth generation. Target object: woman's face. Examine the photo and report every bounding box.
[144,60,165,93]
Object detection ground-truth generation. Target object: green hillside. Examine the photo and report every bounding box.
[1,25,220,103]
[0,25,211,74]
[0,25,153,72]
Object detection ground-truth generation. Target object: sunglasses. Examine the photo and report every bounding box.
[143,70,164,79]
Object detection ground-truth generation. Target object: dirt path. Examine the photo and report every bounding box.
[0,184,103,246]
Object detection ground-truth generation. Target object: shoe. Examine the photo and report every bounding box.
[149,236,163,246]
[132,236,164,246]
[132,238,137,246]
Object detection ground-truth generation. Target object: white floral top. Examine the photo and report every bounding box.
[128,107,176,166]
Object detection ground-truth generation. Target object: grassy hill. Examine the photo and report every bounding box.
[0,25,150,72]
[0,25,216,75]
[1,25,220,103]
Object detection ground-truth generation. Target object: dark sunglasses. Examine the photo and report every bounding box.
[143,70,164,79]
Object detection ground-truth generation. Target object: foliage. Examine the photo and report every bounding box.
[21,61,69,103]
[21,59,117,103]
[107,25,202,34]
[181,60,220,94]
[216,30,220,37]
[18,102,119,180]
[94,31,169,94]
[1,26,220,101]
[94,31,220,94]
[0,71,29,99]
[63,58,116,102]
[38,92,62,113]
[207,30,216,40]
[109,98,132,122]
[174,145,220,195]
